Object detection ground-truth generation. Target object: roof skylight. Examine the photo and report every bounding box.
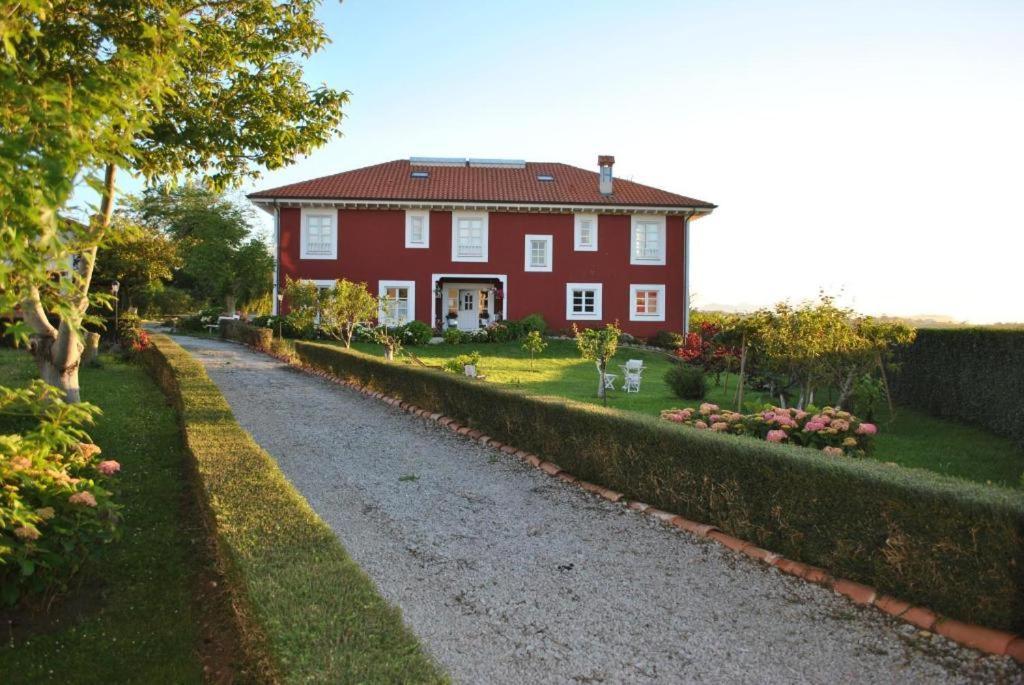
[410,171,429,179]
[537,174,554,182]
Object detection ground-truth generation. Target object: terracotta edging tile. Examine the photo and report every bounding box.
[934,619,1016,655]
[706,530,748,553]
[1005,638,1024,662]
[646,508,681,525]
[874,594,912,619]
[278,356,1024,664]
[832,579,876,606]
[538,461,561,476]
[901,606,939,631]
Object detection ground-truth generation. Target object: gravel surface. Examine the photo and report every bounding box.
[173,335,1023,684]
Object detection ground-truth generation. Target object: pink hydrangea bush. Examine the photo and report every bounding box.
[660,402,877,457]
[1,381,122,606]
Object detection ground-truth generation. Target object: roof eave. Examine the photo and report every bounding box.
[246,195,715,216]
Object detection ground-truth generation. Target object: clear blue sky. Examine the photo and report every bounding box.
[152,1,1024,322]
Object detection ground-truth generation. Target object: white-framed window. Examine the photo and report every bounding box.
[451,211,489,262]
[378,280,415,326]
[300,209,337,260]
[524,234,553,272]
[565,283,603,321]
[629,284,666,321]
[630,215,666,265]
[573,214,598,251]
[405,210,430,248]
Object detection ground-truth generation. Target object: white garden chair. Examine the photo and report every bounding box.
[620,359,646,377]
[603,373,617,390]
[623,371,642,393]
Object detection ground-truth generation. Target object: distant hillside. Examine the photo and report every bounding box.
[694,307,1022,330]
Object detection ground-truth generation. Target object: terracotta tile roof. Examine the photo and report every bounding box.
[248,159,715,209]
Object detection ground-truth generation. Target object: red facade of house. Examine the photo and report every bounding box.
[251,158,715,337]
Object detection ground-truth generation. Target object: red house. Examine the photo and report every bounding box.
[248,156,715,337]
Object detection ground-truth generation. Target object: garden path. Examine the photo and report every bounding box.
[172,335,1020,685]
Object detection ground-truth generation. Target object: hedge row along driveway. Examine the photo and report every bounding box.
[171,333,1022,682]
[286,340,1024,634]
[141,334,445,683]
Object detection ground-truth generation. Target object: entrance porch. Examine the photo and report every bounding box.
[431,274,507,331]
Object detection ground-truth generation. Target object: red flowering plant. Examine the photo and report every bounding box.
[674,322,740,383]
[1,381,122,606]
[116,312,150,354]
[659,402,876,457]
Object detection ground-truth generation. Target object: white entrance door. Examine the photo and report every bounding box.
[457,289,478,331]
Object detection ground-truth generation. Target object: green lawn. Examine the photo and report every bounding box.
[347,339,1024,489]
[0,350,215,683]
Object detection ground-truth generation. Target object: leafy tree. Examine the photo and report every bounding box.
[131,186,272,313]
[521,330,547,369]
[7,0,346,401]
[4,1,185,400]
[574,323,621,403]
[93,216,181,311]
[319,280,378,349]
[282,277,320,335]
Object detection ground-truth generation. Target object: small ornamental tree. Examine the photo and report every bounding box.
[373,294,404,361]
[320,279,378,348]
[282,277,320,335]
[521,330,547,369]
[574,322,621,403]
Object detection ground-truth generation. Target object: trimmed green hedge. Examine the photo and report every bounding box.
[142,335,445,683]
[294,340,1024,632]
[220,318,273,351]
[894,328,1024,448]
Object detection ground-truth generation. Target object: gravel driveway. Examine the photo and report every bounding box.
[173,335,1021,684]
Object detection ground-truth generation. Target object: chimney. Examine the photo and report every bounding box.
[598,155,615,195]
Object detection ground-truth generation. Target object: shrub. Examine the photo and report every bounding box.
[442,351,482,375]
[660,403,876,456]
[503,319,527,340]
[650,330,684,349]
[443,328,464,345]
[220,319,273,352]
[894,329,1024,448]
[519,313,546,335]
[485,322,513,343]
[0,381,122,605]
[292,340,1024,632]
[139,336,442,682]
[116,312,150,354]
[177,307,221,333]
[401,320,433,346]
[664,363,707,400]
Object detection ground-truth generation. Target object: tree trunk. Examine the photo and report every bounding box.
[596,361,606,402]
[877,353,896,421]
[735,336,747,412]
[23,164,116,402]
[83,332,101,365]
[224,294,236,317]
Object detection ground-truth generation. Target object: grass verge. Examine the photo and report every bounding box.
[141,334,446,683]
[0,350,212,683]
